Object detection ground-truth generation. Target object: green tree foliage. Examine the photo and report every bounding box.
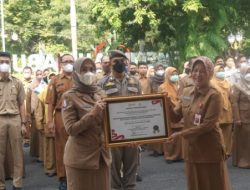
[90,0,247,67]
[3,0,97,55]
[1,0,249,69]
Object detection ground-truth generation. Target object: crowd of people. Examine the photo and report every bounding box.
[0,50,250,190]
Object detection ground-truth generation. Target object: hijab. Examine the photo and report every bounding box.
[71,57,99,94]
[211,65,231,110]
[191,56,214,80]
[152,64,165,84]
[159,66,178,105]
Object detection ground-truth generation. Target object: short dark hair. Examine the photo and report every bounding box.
[130,62,137,66]
[138,61,148,67]
[101,54,109,62]
[214,55,224,62]
[23,66,33,72]
[59,53,74,63]
[0,51,11,59]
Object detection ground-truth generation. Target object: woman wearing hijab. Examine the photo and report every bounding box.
[211,65,233,156]
[166,56,230,190]
[62,57,111,190]
[149,64,165,93]
[26,68,47,161]
[158,67,183,163]
[147,64,165,156]
[231,65,250,168]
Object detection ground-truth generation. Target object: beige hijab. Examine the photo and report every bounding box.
[72,57,98,94]
[211,65,231,110]
[159,66,178,105]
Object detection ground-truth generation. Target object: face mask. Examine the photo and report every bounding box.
[215,71,225,79]
[130,71,137,76]
[156,70,165,76]
[0,63,10,73]
[78,72,96,86]
[96,69,102,74]
[240,62,247,69]
[63,63,73,73]
[245,73,250,82]
[23,73,31,79]
[113,61,125,73]
[170,75,179,82]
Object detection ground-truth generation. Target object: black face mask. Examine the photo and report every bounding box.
[113,60,125,73]
[130,71,137,75]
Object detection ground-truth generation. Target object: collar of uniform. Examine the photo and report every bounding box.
[112,73,129,82]
[0,74,13,81]
[60,73,70,79]
[193,85,210,96]
[139,75,147,79]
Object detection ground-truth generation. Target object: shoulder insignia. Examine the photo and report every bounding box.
[63,99,68,108]
[105,81,115,87]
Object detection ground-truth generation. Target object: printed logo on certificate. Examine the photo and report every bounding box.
[103,94,170,147]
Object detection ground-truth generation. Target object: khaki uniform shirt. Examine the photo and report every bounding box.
[62,89,111,169]
[0,76,25,115]
[139,75,151,94]
[173,85,225,163]
[231,85,250,124]
[98,74,142,97]
[177,75,194,98]
[46,73,73,111]
[22,78,32,94]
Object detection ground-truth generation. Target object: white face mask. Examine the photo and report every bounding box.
[245,73,250,82]
[63,64,73,73]
[78,72,96,86]
[0,63,10,73]
[156,70,164,76]
[240,62,247,69]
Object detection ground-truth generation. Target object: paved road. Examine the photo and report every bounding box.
[5,147,250,190]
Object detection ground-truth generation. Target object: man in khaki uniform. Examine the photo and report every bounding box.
[98,50,141,190]
[0,52,27,190]
[46,53,74,190]
[138,61,151,94]
[22,66,33,146]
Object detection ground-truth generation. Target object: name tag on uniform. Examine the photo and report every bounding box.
[194,114,201,126]
[182,96,191,101]
[128,87,138,93]
[106,88,118,95]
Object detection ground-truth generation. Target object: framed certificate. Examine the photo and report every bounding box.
[103,94,170,147]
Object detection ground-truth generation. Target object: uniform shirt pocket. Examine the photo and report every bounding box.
[128,87,138,93]
[11,86,18,100]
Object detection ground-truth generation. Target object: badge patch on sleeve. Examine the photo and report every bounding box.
[63,99,68,108]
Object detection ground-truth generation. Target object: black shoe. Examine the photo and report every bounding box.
[47,173,56,177]
[59,180,67,190]
[136,174,142,182]
[13,186,22,190]
[166,160,174,164]
[149,151,162,157]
